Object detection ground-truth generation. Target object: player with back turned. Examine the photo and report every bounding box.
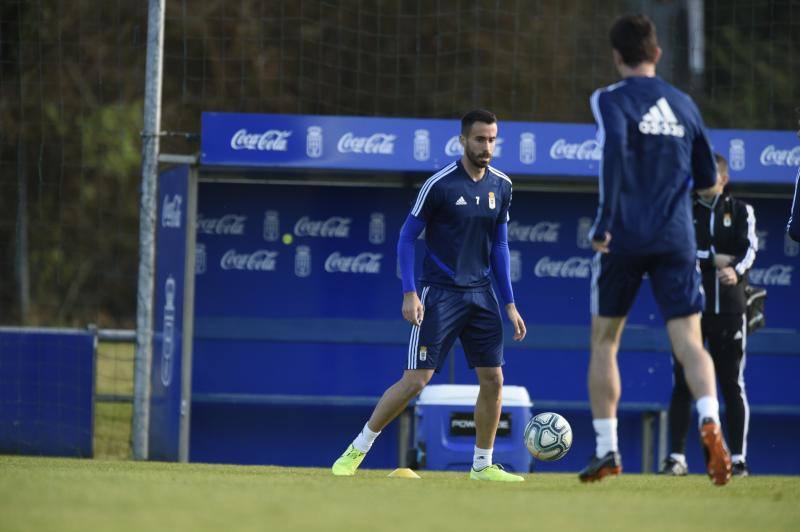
[331,109,528,481]
[580,14,732,485]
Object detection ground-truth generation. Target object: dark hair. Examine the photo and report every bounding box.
[714,153,728,174]
[609,14,660,67]
[461,109,497,136]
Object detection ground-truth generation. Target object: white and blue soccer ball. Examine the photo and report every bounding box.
[524,412,573,461]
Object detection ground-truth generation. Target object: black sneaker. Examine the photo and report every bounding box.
[578,451,622,482]
[732,461,749,477]
[658,457,688,476]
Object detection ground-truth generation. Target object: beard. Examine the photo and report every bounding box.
[465,146,492,168]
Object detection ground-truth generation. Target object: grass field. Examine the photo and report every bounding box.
[1,456,798,532]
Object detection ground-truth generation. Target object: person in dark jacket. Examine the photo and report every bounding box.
[661,153,758,477]
[789,167,800,242]
[787,120,800,242]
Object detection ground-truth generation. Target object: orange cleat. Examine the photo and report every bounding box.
[578,451,622,482]
[700,418,732,486]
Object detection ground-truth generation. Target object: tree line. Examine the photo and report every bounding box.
[1,0,796,326]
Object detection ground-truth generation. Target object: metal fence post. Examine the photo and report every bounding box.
[133,0,166,461]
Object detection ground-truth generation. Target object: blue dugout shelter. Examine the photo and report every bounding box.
[150,112,800,474]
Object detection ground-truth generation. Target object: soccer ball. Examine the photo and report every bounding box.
[524,412,572,461]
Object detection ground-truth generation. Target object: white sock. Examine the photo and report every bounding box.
[669,453,687,465]
[352,422,381,453]
[732,454,745,464]
[696,395,721,426]
[473,446,493,470]
[593,418,618,458]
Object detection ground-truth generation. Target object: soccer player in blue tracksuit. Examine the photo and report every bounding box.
[578,14,732,486]
[332,109,528,482]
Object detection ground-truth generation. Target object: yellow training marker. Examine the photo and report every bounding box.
[387,468,421,479]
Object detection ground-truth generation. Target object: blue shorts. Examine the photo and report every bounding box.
[406,285,504,372]
[590,249,704,320]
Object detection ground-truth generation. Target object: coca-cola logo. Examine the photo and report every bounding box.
[444,136,504,157]
[337,133,396,154]
[161,194,182,229]
[508,221,560,243]
[197,214,246,235]
[294,216,352,238]
[549,139,602,161]
[220,249,278,271]
[759,145,800,166]
[324,252,382,274]
[749,265,793,286]
[230,129,291,151]
[445,137,463,156]
[534,256,591,278]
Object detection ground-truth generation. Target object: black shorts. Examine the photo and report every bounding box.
[590,249,704,320]
[407,285,504,372]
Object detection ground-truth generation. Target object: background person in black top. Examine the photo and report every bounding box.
[789,166,800,242]
[788,119,800,242]
[661,154,758,477]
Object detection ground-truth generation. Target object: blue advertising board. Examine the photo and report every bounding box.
[193,183,410,321]
[0,328,95,457]
[201,112,800,184]
[150,165,190,461]
[188,177,798,471]
[192,181,799,331]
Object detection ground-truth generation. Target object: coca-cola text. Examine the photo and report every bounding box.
[749,265,793,286]
[508,221,560,243]
[325,252,382,274]
[294,216,352,238]
[197,214,247,235]
[337,133,396,154]
[534,256,591,278]
[759,145,800,167]
[230,129,291,151]
[220,249,278,271]
[549,139,601,161]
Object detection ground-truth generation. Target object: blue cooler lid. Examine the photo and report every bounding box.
[416,384,532,407]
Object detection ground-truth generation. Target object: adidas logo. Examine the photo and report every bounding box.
[638,97,685,137]
[455,196,468,206]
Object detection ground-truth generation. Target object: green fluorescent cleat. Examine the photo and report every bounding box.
[331,444,366,476]
[469,464,525,482]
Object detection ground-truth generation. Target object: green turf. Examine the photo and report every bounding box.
[1,456,798,532]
